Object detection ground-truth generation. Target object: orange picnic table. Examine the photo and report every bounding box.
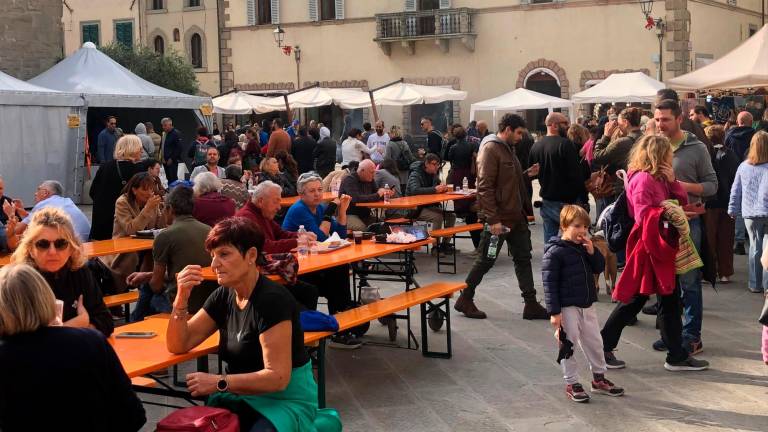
[201,238,434,281]
[356,192,475,210]
[0,237,154,266]
[280,191,336,207]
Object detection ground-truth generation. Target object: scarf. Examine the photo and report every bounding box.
[661,199,702,274]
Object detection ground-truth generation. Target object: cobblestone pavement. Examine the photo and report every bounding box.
[124,199,767,432]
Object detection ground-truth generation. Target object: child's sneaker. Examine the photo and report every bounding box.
[591,376,625,397]
[565,383,590,403]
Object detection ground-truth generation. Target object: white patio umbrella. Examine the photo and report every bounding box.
[571,72,665,104]
[469,88,574,123]
[667,24,768,91]
[212,91,271,115]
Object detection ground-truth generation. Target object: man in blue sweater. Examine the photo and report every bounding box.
[96,115,118,163]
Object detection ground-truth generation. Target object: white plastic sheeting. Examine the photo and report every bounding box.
[571,72,666,104]
[469,88,573,121]
[667,24,768,91]
[29,42,210,109]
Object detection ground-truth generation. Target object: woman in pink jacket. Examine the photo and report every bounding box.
[600,135,709,372]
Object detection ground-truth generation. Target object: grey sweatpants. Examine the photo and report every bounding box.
[560,306,607,385]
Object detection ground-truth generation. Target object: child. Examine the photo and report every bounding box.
[543,204,625,402]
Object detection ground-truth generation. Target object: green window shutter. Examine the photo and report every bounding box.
[115,21,133,48]
[82,23,100,46]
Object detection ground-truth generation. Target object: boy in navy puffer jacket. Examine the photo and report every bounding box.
[543,204,624,403]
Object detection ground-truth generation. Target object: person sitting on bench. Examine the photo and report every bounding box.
[406,153,456,253]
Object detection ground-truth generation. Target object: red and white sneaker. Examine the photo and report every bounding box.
[565,383,590,403]
[591,377,625,397]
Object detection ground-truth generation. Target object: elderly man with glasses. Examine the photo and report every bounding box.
[406,152,456,253]
[14,181,91,242]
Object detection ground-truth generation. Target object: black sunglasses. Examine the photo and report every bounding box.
[34,238,69,251]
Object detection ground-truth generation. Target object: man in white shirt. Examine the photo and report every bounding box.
[190,147,226,181]
[366,120,389,164]
[341,128,372,166]
[16,180,91,242]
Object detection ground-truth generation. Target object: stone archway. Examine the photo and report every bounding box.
[517,59,568,132]
[516,59,569,99]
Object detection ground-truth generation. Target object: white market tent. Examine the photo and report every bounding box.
[333,82,467,110]
[29,42,210,109]
[469,87,574,122]
[213,91,272,115]
[0,70,85,204]
[667,24,768,91]
[571,72,666,104]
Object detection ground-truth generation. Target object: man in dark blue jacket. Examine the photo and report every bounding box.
[725,111,755,160]
[161,117,183,183]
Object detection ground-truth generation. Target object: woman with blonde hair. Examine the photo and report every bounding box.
[729,131,768,293]
[89,134,144,240]
[0,263,146,431]
[11,208,114,336]
[600,134,709,372]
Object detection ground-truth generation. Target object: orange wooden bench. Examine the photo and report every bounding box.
[430,223,484,274]
[104,291,140,322]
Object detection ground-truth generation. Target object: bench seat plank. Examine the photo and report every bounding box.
[430,223,484,238]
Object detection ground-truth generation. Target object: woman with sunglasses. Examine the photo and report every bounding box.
[11,208,114,336]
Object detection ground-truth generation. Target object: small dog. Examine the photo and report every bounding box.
[591,234,617,296]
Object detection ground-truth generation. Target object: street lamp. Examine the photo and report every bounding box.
[640,0,654,17]
[272,26,302,121]
[273,25,285,48]
[640,0,666,80]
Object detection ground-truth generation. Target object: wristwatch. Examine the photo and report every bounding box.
[216,372,228,392]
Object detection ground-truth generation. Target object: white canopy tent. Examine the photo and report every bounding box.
[29,42,210,109]
[213,91,273,115]
[333,82,468,110]
[571,72,666,104]
[0,70,85,203]
[667,24,768,92]
[469,88,574,123]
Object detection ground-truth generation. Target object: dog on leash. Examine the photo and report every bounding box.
[591,233,617,296]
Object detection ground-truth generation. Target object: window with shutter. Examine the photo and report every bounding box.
[190,33,203,68]
[257,0,272,25]
[81,22,100,46]
[271,0,280,24]
[154,36,164,54]
[115,21,133,48]
[405,0,416,11]
[247,0,256,25]
[309,0,318,21]
[187,0,201,7]
[439,0,451,8]
[418,0,439,10]
[335,0,344,19]
[319,0,335,20]
[151,0,164,10]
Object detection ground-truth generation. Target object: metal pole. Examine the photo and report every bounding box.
[295,46,301,123]
[658,31,663,81]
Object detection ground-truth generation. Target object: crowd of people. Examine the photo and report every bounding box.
[1,89,768,430]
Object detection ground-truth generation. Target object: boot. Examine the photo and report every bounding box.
[454,292,487,319]
[522,301,549,320]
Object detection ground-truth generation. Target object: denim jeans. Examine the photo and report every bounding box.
[464,224,537,303]
[130,282,171,322]
[540,199,564,243]
[679,217,703,344]
[735,214,747,244]
[745,217,768,292]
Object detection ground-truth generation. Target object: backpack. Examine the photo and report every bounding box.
[395,140,415,171]
[599,189,634,253]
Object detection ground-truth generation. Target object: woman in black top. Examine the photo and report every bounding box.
[0,263,145,432]
[167,217,318,431]
[89,135,144,240]
[11,207,114,336]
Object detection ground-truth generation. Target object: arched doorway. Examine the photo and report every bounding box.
[524,69,561,133]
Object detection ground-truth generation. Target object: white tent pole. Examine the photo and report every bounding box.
[493,110,497,127]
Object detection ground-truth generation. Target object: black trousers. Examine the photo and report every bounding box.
[299,264,353,314]
[600,287,688,363]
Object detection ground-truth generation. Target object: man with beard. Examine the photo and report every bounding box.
[455,114,549,321]
[529,112,588,242]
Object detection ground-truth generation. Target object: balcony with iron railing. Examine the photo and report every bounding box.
[374,8,476,55]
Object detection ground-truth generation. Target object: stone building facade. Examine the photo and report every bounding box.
[0,0,63,79]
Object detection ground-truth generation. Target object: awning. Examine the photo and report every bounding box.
[571,72,665,104]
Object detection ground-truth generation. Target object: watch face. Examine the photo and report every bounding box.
[217,378,227,391]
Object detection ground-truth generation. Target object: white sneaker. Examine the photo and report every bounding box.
[719,276,730,284]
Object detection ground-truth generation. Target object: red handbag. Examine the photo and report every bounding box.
[156,407,239,432]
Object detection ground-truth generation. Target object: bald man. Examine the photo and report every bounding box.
[338,159,393,231]
[476,120,490,138]
[528,112,589,241]
[726,111,755,255]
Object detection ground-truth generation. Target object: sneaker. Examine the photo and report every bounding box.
[565,383,590,403]
[652,339,667,351]
[664,356,709,371]
[522,301,549,320]
[329,334,363,350]
[454,293,487,319]
[719,276,730,284]
[749,286,763,293]
[604,351,626,369]
[686,340,704,356]
[641,302,659,316]
[591,377,625,397]
[734,242,746,255]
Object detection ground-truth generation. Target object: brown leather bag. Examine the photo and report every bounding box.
[585,166,615,199]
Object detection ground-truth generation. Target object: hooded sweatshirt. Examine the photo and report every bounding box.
[313,127,337,178]
[672,132,718,205]
[134,123,154,161]
[725,126,756,160]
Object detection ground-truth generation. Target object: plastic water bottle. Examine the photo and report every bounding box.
[384,184,391,203]
[331,177,341,196]
[297,225,309,258]
[462,176,469,192]
[487,234,499,259]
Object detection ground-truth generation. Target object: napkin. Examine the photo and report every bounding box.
[322,232,342,244]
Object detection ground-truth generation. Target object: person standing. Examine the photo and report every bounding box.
[96,115,119,164]
[134,123,154,161]
[292,126,317,175]
[187,126,213,169]
[383,125,414,190]
[160,117,183,183]
[456,114,548,320]
[529,112,588,242]
[313,126,337,179]
[145,122,162,161]
[689,106,714,128]
[341,129,372,166]
[420,117,444,157]
[366,120,389,164]
[725,111,757,256]
[265,118,292,158]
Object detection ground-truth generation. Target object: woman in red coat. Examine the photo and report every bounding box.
[600,135,709,372]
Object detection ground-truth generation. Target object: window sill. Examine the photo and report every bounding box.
[147,8,168,14]
[183,6,205,12]
[193,67,208,72]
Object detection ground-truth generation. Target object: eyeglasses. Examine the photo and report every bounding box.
[34,238,69,251]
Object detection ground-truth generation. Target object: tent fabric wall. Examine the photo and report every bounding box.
[0,105,83,205]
